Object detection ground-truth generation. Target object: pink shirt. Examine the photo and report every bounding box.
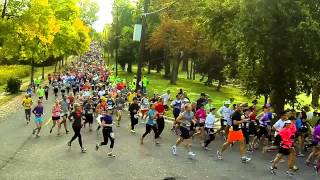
[195,109,207,123]
[279,123,296,149]
[52,105,61,117]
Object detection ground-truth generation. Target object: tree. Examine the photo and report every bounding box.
[78,0,99,26]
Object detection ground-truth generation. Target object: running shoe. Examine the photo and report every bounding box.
[292,165,299,171]
[269,166,276,175]
[204,147,211,151]
[241,156,251,163]
[171,145,177,155]
[314,165,319,174]
[217,150,223,160]
[130,130,136,133]
[32,129,36,135]
[155,140,160,145]
[188,152,196,159]
[95,143,99,151]
[36,134,40,138]
[297,153,305,157]
[286,170,295,177]
[67,142,71,147]
[81,148,87,153]
[107,152,116,157]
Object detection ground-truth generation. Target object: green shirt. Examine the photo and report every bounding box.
[37,88,45,97]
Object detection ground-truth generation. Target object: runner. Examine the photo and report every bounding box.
[171,104,197,159]
[32,100,44,137]
[52,80,59,97]
[115,94,126,127]
[161,90,171,111]
[59,96,70,134]
[95,110,115,157]
[155,98,165,137]
[306,119,320,173]
[269,116,297,176]
[215,101,232,138]
[67,103,86,153]
[42,85,49,101]
[140,94,150,121]
[216,104,251,163]
[37,86,45,100]
[129,97,140,133]
[140,104,160,145]
[50,100,62,135]
[22,94,33,124]
[83,97,95,131]
[203,107,216,150]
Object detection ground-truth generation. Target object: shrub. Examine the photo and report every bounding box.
[5,77,22,94]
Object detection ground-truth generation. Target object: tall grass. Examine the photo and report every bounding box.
[0,65,30,85]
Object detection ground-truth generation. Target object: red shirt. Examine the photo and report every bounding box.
[155,103,165,117]
[68,96,74,104]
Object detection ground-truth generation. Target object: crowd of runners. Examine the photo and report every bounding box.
[20,42,320,177]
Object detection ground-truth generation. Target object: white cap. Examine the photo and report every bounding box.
[224,100,231,105]
[284,120,291,124]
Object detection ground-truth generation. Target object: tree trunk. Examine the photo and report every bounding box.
[1,0,8,18]
[192,60,196,80]
[127,61,132,73]
[30,59,35,85]
[137,0,150,90]
[170,58,181,85]
[186,58,189,79]
[148,62,151,74]
[54,59,58,73]
[41,61,45,80]
[264,94,268,105]
[312,85,320,108]
[164,51,171,79]
[182,58,188,72]
[217,79,222,91]
[189,59,193,80]
[270,90,285,116]
[61,57,64,67]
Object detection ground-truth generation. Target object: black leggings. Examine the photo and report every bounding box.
[100,127,114,148]
[142,124,159,139]
[70,126,83,148]
[204,128,215,147]
[156,117,165,136]
[131,117,138,130]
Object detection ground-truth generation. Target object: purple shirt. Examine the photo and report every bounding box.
[313,125,320,144]
[32,106,44,118]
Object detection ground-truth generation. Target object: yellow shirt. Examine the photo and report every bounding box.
[127,93,135,103]
[22,98,33,109]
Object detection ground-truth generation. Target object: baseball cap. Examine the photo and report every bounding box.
[284,120,291,124]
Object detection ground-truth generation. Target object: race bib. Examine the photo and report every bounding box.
[110,132,115,138]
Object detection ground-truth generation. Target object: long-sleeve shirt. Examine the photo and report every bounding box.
[205,113,215,128]
[217,106,232,121]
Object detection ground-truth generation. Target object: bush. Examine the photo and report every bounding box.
[5,77,22,94]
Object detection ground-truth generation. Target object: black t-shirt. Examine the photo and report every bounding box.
[231,111,242,131]
[68,111,82,127]
[129,103,140,118]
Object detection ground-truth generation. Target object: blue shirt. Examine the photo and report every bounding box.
[296,118,302,130]
[147,109,156,125]
[101,115,113,125]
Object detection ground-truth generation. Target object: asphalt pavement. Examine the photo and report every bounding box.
[0,92,318,180]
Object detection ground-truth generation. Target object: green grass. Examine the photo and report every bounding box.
[0,65,30,86]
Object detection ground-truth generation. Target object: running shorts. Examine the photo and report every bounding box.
[227,130,244,143]
[278,147,290,155]
[85,114,93,124]
[248,122,257,136]
[52,116,60,121]
[180,126,191,139]
[25,109,31,116]
[35,117,44,124]
[257,126,268,139]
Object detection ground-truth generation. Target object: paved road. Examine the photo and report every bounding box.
[0,92,318,180]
